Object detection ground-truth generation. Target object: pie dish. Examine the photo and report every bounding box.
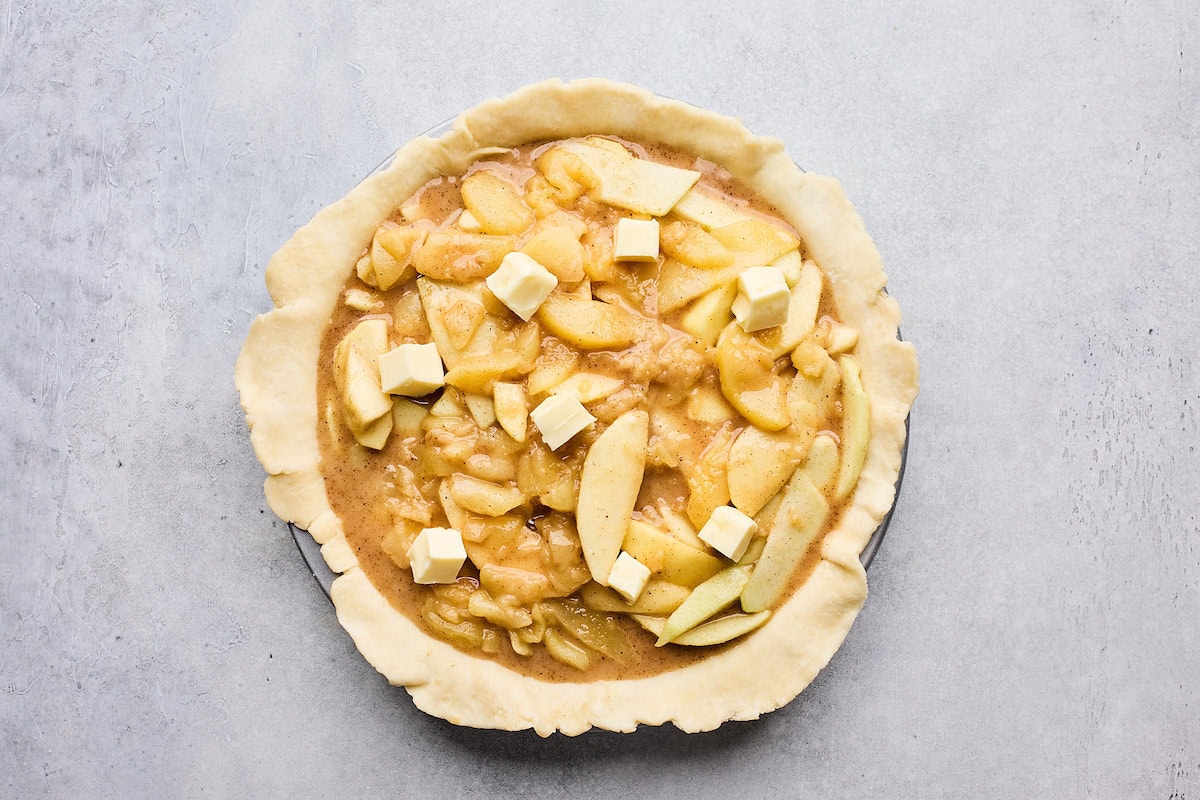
[236,78,919,736]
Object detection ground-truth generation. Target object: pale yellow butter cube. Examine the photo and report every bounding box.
[613,218,660,262]
[485,252,558,321]
[732,266,790,333]
[698,505,758,561]
[379,342,445,397]
[406,527,468,584]
[530,393,595,450]
[607,551,652,602]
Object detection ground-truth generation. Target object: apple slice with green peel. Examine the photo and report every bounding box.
[740,471,830,613]
[834,355,871,502]
[679,282,738,346]
[561,141,701,216]
[579,580,690,615]
[757,260,823,359]
[576,409,648,583]
[537,293,639,350]
[801,433,840,495]
[623,520,724,588]
[670,185,752,230]
[727,426,806,517]
[672,610,771,647]
[716,322,790,432]
[656,564,753,646]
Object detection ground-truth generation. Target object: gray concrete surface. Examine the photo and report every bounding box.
[2,0,1197,797]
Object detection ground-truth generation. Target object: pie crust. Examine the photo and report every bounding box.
[235,78,919,736]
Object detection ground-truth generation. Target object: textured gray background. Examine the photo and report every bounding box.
[2,0,1198,797]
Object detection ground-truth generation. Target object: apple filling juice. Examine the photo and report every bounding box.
[316,137,869,682]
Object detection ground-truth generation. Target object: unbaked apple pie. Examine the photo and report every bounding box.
[236,79,918,735]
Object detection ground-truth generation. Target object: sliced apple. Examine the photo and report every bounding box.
[443,297,486,351]
[392,398,428,439]
[658,259,742,313]
[670,185,752,230]
[537,293,639,350]
[659,220,734,269]
[756,259,823,358]
[711,219,800,267]
[740,471,829,613]
[560,141,701,216]
[552,372,623,404]
[685,383,738,426]
[492,382,528,442]
[442,350,525,394]
[630,613,667,637]
[575,409,648,583]
[802,432,840,495]
[447,474,524,517]
[412,231,513,283]
[683,423,736,528]
[623,519,723,588]
[520,226,586,283]
[656,564,752,646]
[371,225,425,290]
[463,393,496,429]
[353,410,393,451]
[672,610,771,647]
[727,426,806,517]
[679,282,738,346]
[771,249,803,287]
[579,579,690,615]
[715,322,790,432]
[786,351,841,430]
[460,171,534,235]
[834,355,871,502]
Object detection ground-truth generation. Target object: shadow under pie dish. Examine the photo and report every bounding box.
[235,78,919,736]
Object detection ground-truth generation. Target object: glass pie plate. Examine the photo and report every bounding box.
[287,117,911,600]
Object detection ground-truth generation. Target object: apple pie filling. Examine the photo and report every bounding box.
[316,136,869,681]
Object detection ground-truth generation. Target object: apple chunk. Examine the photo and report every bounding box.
[575,409,649,584]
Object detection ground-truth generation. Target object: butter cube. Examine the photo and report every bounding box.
[485,252,558,321]
[732,266,790,332]
[406,527,468,584]
[613,218,660,262]
[607,551,652,602]
[379,342,445,397]
[530,393,595,450]
[698,505,758,561]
